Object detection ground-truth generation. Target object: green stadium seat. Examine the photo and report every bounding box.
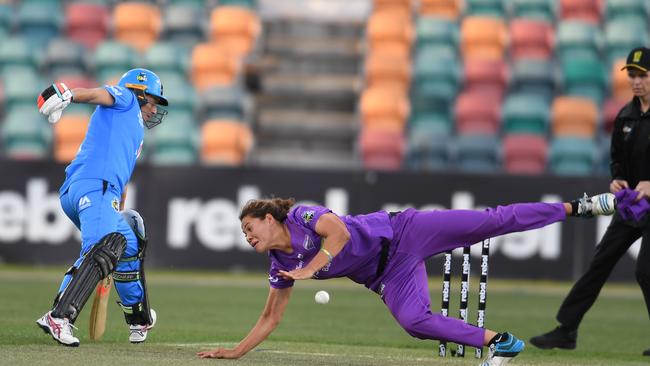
[148,112,199,165]
[604,20,648,65]
[197,86,250,122]
[158,73,196,116]
[502,93,550,135]
[0,4,12,33]
[408,112,452,136]
[16,2,62,48]
[219,0,257,8]
[549,136,597,176]
[561,58,608,104]
[465,0,507,18]
[556,21,602,61]
[406,127,450,171]
[2,68,42,114]
[454,134,500,173]
[41,38,88,78]
[167,0,209,7]
[605,0,648,24]
[415,17,459,50]
[1,106,52,160]
[411,46,460,117]
[144,41,188,74]
[509,59,556,100]
[0,36,38,74]
[510,0,555,22]
[92,41,137,83]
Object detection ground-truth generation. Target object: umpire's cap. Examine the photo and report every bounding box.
[621,47,650,72]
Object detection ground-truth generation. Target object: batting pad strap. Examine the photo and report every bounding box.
[119,255,139,262]
[112,271,140,282]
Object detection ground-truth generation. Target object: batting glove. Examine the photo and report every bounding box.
[37,83,73,124]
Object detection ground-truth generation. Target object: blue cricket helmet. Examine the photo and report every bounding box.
[118,68,168,106]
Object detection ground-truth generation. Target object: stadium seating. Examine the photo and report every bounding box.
[1,106,51,160]
[509,19,554,61]
[549,136,598,175]
[149,113,199,165]
[502,134,548,174]
[0,36,37,75]
[551,96,598,137]
[406,130,450,170]
[197,85,250,121]
[605,0,648,24]
[65,2,110,50]
[366,11,414,57]
[465,0,507,18]
[2,69,42,114]
[454,134,501,173]
[555,21,602,61]
[510,0,555,22]
[602,97,627,135]
[162,4,206,49]
[53,114,89,163]
[559,0,603,24]
[462,59,508,99]
[41,38,88,79]
[604,20,648,65]
[561,57,608,104]
[415,17,459,50]
[92,41,137,84]
[364,52,411,93]
[454,91,501,135]
[209,6,261,57]
[360,128,405,170]
[190,43,242,92]
[409,112,452,136]
[113,2,162,52]
[15,2,62,48]
[502,93,550,135]
[373,0,412,16]
[360,87,410,132]
[460,16,507,61]
[509,59,556,100]
[200,119,254,165]
[419,0,463,20]
[143,41,187,75]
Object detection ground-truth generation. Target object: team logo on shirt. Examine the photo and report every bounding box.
[302,235,315,250]
[78,195,91,210]
[111,198,120,212]
[268,275,279,283]
[301,210,315,224]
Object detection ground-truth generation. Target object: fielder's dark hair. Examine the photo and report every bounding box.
[239,197,296,222]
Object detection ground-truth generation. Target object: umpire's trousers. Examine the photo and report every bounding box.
[557,212,650,329]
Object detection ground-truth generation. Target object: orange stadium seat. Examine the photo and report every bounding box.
[509,19,554,61]
[366,11,414,58]
[461,16,507,60]
[200,120,253,165]
[560,0,603,24]
[54,114,89,163]
[364,52,411,93]
[209,6,261,57]
[455,91,501,135]
[419,0,463,20]
[113,2,162,52]
[373,0,412,17]
[463,59,508,99]
[360,87,410,131]
[65,2,109,50]
[611,59,633,102]
[551,96,598,137]
[359,128,405,171]
[503,134,548,174]
[190,43,242,92]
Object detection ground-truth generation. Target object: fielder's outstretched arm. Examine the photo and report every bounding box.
[197,286,292,359]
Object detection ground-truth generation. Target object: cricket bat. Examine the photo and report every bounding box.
[89,276,112,340]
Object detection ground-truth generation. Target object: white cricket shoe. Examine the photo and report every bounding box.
[575,192,616,217]
[129,308,156,343]
[36,311,80,347]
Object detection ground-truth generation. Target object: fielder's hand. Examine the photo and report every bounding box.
[37,83,73,124]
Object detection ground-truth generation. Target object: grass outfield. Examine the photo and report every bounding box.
[0,265,648,366]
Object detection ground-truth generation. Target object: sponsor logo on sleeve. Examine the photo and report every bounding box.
[78,195,91,210]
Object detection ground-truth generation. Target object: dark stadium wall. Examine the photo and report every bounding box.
[0,159,638,282]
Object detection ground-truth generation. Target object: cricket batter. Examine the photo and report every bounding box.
[199,193,616,365]
[35,68,166,346]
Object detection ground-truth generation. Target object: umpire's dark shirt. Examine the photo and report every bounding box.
[611,96,650,188]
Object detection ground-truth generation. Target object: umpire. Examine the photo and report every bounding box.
[530,47,650,356]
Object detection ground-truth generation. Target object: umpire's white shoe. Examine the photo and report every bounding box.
[36,311,80,347]
[129,308,156,343]
[575,192,616,217]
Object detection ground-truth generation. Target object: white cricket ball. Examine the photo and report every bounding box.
[314,290,330,304]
